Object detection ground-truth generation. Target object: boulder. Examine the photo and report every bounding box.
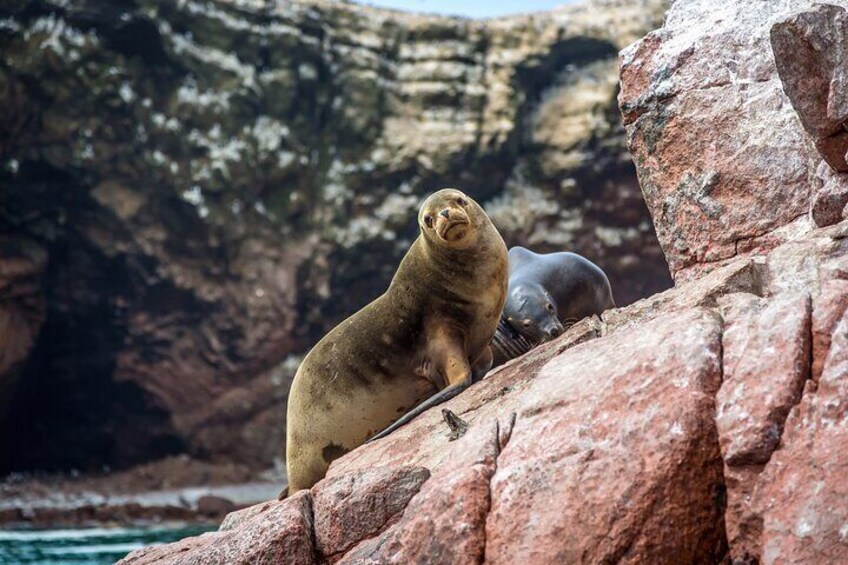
[483,309,726,564]
[619,0,835,280]
[812,279,848,382]
[771,3,848,172]
[716,292,811,467]
[337,463,493,565]
[118,491,315,565]
[811,160,848,227]
[311,465,430,560]
[715,292,811,561]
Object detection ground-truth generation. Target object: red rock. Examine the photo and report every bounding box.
[337,463,493,565]
[723,464,766,564]
[812,279,848,383]
[771,5,848,138]
[715,292,811,561]
[756,311,848,564]
[484,308,726,564]
[311,466,430,560]
[812,161,848,227]
[771,4,848,171]
[119,491,315,565]
[815,132,848,174]
[219,500,276,532]
[761,229,843,297]
[619,0,819,278]
[716,292,811,466]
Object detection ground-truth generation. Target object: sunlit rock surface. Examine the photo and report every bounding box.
[0,0,670,472]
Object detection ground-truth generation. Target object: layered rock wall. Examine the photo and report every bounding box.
[0,0,670,472]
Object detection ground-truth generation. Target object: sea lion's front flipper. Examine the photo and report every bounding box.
[366,329,473,443]
[470,345,493,381]
[366,381,470,443]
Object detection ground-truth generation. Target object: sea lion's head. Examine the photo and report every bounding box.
[418,188,485,249]
[503,282,564,344]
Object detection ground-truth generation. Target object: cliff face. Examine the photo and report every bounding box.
[123,1,848,563]
[0,0,670,472]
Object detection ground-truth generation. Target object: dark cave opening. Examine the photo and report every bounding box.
[0,162,184,475]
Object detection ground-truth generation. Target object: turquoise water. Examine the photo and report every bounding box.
[0,525,216,564]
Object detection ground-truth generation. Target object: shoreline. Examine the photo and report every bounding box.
[0,456,283,530]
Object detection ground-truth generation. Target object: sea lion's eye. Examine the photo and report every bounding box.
[523,320,531,327]
[424,215,434,228]
[456,197,467,206]
[547,303,555,313]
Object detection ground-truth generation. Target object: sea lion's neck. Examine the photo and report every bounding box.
[388,228,502,304]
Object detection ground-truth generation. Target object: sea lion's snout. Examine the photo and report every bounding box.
[435,207,470,242]
[419,189,483,247]
[505,282,564,345]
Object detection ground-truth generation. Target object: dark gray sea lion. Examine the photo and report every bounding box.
[501,247,615,346]
[490,317,534,367]
[285,189,508,492]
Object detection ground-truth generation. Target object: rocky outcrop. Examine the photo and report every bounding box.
[619,0,848,282]
[0,0,671,472]
[122,490,316,564]
[757,307,848,563]
[771,4,848,231]
[811,160,848,228]
[122,220,848,564]
[122,0,848,562]
[771,3,848,173]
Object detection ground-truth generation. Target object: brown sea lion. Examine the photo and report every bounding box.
[502,247,615,346]
[285,188,508,493]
